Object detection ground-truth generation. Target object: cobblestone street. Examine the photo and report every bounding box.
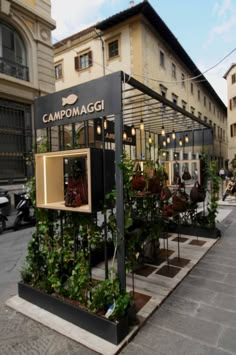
[1,205,236,354]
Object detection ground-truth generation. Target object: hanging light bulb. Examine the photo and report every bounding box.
[172,129,176,140]
[163,140,166,147]
[185,134,189,143]
[103,118,107,130]
[131,125,136,136]
[148,134,152,144]
[140,118,144,130]
[123,131,127,140]
[97,124,101,135]
[161,125,165,136]
[179,138,183,146]
[167,135,171,144]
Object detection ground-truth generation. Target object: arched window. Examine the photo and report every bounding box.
[0,22,29,80]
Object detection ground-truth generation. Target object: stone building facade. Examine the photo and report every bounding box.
[53,1,227,169]
[0,0,55,195]
[224,64,236,164]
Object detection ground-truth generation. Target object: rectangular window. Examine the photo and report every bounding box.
[190,82,194,94]
[160,84,167,97]
[160,50,165,67]
[230,124,236,137]
[108,39,119,59]
[172,93,178,104]
[213,123,216,137]
[0,100,32,182]
[233,97,236,108]
[198,90,201,101]
[161,91,166,97]
[191,106,195,115]
[181,73,185,87]
[172,63,176,79]
[198,112,202,119]
[74,51,92,71]
[204,96,206,106]
[54,63,63,79]
[232,73,236,84]
[209,101,212,111]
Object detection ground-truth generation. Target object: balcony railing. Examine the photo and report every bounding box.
[0,57,29,81]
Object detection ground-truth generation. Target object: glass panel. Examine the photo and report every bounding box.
[109,40,118,58]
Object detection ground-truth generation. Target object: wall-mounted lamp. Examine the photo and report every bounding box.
[179,138,183,146]
[148,134,152,144]
[123,131,127,140]
[162,151,166,157]
[131,125,136,136]
[166,135,171,144]
[185,134,189,143]
[140,119,144,131]
[172,129,176,140]
[163,140,166,147]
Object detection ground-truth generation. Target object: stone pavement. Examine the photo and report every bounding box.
[1,205,236,354]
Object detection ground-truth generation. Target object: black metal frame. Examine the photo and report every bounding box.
[34,71,213,292]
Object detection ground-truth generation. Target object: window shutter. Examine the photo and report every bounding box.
[88,51,93,66]
[74,56,80,71]
[229,99,232,111]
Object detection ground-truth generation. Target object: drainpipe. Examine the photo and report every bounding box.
[94,28,105,76]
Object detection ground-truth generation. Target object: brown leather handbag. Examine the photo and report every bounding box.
[148,169,161,193]
[172,190,188,212]
[163,204,174,217]
[190,181,205,203]
[182,170,191,181]
[132,163,146,191]
[161,186,172,201]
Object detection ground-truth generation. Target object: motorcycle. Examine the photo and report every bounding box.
[222,179,236,201]
[13,192,36,230]
[0,188,11,234]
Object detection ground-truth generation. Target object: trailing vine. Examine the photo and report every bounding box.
[207,160,220,228]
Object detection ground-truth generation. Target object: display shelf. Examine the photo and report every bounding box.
[35,148,114,213]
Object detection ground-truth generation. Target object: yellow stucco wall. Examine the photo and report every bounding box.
[23,0,36,6]
[225,67,236,161]
[54,15,227,162]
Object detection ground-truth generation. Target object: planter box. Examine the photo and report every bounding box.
[18,282,129,345]
[173,224,221,239]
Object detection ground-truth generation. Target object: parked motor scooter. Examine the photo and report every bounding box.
[222,179,236,201]
[0,188,11,234]
[13,192,36,230]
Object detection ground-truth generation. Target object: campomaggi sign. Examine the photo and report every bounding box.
[34,72,122,130]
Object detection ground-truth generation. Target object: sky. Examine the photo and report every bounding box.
[51,0,236,105]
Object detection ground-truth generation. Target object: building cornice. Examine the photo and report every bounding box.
[11,0,56,29]
[223,63,236,79]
